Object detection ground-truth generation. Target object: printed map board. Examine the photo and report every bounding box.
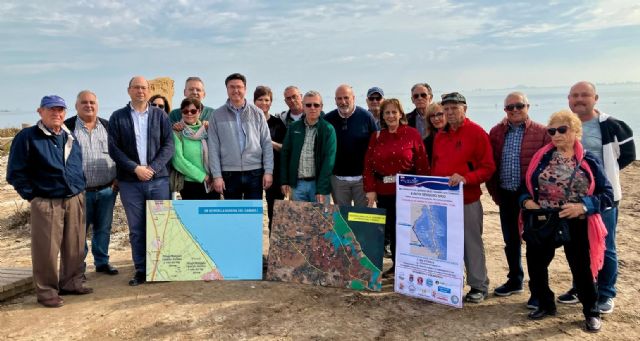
[267,200,386,291]
[146,200,263,281]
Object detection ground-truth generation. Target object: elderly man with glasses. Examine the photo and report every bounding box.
[407,82,434,138]
[168,76,215,124]
[487,92,550,308]
[365,86,384,128]
[279,85,306,128]
[280,91,336,203]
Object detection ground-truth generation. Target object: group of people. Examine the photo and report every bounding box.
[6,75,635,333]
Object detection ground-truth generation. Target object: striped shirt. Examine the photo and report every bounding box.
[73,117,116,187]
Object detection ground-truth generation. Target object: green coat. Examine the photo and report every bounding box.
[280,118,336,195]
[171,124,208,183]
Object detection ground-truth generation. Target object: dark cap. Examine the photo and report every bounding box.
[441,92,466,105]
[367,87,384,97]
[40,95,67,109]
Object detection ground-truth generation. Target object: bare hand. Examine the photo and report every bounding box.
[134,166,154,181]
[316,194,326,204]
[281,185,291,198]
[172,121,185,132]
[523,199,541,210]
[213,177,225,194]
[559,203,585,219]
[263,174,273,190]
[111,179,119,192]
[448,173,466,187]
[366,192,377,207]
[203,120,209,129]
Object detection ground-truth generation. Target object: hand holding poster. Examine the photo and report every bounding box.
[394,175,465,308]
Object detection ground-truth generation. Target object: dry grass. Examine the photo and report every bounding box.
[0,128,20,138]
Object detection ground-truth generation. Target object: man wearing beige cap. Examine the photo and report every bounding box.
[7,95,92,308]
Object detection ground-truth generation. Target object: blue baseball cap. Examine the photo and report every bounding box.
[367,87,384,97]
[40,95,67,109]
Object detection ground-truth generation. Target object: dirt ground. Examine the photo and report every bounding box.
[1,156,639,340]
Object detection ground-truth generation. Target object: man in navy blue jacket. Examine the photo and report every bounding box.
[7,95,92,307]
[108,76,174,286]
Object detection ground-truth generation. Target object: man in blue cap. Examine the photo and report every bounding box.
[7,95,92,308]
[366,87,384,128]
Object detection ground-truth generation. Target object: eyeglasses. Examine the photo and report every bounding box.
[129,85,148,91]
[181,108,199,115]
[547,125,569,136]
[428,112,444,120]
[412,93,430,100]
[504,103,528,111]
[304,103,322,108]
[368,96,382,102]
[151,103,165,109]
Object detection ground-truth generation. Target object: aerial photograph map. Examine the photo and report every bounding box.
[410,204,448,261]
[267,200,385,291]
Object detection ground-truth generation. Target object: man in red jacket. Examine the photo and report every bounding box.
[487,92,550,308]
[431,92,496,303]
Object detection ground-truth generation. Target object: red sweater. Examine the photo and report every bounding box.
[363,125,429,195]
[431,118,496,204]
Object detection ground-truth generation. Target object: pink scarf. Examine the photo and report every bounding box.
[522,141,607,280]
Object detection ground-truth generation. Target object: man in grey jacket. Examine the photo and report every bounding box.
[208,73,274,199]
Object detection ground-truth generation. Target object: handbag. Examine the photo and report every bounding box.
[169,166,184,192]
[522,208,570,248]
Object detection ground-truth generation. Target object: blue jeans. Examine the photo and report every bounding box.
[222,169,263,200]
[119,177,170,274]
[292,179,330,203]
[597,206,618,298]
[84,186,117,268]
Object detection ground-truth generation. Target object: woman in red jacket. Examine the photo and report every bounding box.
[363,98,430,277]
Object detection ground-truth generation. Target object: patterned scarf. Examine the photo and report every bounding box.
[180,120,209,174]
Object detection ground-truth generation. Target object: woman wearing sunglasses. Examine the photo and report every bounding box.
[519,109,613,332]
[171,98,219,199]
[422,102,445,166]
[149,94,171,115]
[363,98,430,278]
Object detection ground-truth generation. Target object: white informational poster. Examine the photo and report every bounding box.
[394,175,465,308]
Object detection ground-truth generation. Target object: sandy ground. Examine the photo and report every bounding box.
[0,155,639,340]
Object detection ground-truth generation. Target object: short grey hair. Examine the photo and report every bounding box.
[76,90,97,101]
[411,82,433,96]
[284,85,301,94]
[504,91,529,106]
[185,76,204,88]
[303,90,322,103]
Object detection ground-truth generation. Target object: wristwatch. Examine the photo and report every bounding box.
[582,204,588,213]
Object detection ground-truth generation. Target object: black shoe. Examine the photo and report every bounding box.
[493,282,524,297]
[465,288,488,303]
[96,264,119,275]
[528,308,557,320]
[557,288,579,304]
[526,296,539,310]
[128,272,146,286]
[585,317,602,333]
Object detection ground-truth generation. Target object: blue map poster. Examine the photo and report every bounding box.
[394,175,465,308]
[145,200,263,281]
[267,200,386,291]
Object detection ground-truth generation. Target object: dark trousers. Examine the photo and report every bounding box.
[498,188,524,286]
[377,194,396,265]
[222,169,264,200]
[526,218,599,318]
[180,180,221,200]
[119,177,170,274]
[265,183,284,231]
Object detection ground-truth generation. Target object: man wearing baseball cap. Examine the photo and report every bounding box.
[7,95,91,307]
[366,87,384,128]
[430,92,496,303]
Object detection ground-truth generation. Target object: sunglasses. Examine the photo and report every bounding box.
[547,125,569,136]
[412,93,430,100]
[368,96,382,102]
[429,112,444,119]
[181,108,199,115]
[504,103,528,111]
[304,103,321,108]
[151,103,165,109]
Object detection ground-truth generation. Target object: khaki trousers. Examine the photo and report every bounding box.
[30,193,85,300]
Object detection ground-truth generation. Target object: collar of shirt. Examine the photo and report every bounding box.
[304,118,318,128]
[226,99,246,114]
[507,121,525,131]
[338,107,356,119]
[129,102,149,116]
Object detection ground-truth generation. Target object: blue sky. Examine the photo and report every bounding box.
[1,0,639,112]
